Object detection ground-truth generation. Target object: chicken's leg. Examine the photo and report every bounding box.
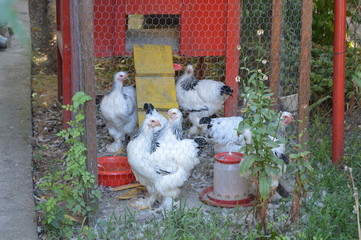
[157,197,179,212]
[106,137,123,153]
[131,188,158,210]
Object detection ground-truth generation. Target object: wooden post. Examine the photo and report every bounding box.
[298,0,313,145]
[76,0,98,224]
[270,0,283,109]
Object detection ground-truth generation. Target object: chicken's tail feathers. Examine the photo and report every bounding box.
[220,85,233,97]
[276,183,291,198]
[199,117,211,125]
[194,137,207,156]
[274,151,290,164]
[144,103,155,114]
[194,137,207,148]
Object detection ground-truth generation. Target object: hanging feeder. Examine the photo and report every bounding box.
[200,151,254,207]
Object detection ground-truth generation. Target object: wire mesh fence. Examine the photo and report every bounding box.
[66,0,314,212]
[309,1,361,161]
[344,1,361,159]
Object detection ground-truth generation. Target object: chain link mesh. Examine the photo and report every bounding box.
[344,1,361,158]
[69,0,314,209]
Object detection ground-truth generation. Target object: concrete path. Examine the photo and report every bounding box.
[0,0,39,239]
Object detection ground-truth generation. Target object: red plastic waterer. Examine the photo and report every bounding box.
[98,156,136,187]
[200,152,254,207]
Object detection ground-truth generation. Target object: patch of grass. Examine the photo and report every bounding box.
[86,205,247,240]
[85,204,299,239]
[295,116,361,239]
[300,166,356,239]
[157,206,240,240]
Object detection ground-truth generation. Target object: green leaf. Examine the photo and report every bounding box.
[303,162,314,172]
[263,140,280,148]
[264,165,273,176]
[259,175,270,200]
[72,92,92,108]
[248,72,258,84]
[300,151,311,157]
[263,92,274,98]
[352,72,361,88]
[289,153,299,159]
[239,155,256,176]
[309,95,331,112]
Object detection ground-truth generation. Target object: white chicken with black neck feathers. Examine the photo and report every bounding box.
[176,65,233,136]
[100,71,137,153]
[127,104,206,211]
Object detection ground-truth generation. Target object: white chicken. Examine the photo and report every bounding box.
[127,104,205,210]
[154,108,185,142]
[199,116,245,153]
[176,65,233,136]
[272,111,293,175]
[100,71,138,153]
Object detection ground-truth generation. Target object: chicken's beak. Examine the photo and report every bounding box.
[155,120,161,127]
[284,115,294,125]
[167,111,176,120]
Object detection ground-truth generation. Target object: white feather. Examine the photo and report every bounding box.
[176,65,233,136]
[100,71,138,152]
[200,116,245,153]
[127,105,201,210]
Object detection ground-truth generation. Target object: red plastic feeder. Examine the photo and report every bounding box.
[200,152,254,207]
[98,156,136,187]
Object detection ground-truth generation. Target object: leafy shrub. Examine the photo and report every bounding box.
[36,92,101,239]
[310,45,361,113]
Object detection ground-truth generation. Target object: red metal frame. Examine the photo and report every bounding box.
[57,0,241,126]
[332,0,347,165]
[224,0,241,116]
[94,0,230,57]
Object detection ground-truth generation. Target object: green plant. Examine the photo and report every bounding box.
[296,122,361,239]
[288,129,314,223]
[344,165,361,240]
[310,45,361,113]
[84,204,249,240]
[312,0,334,45]
[238,30,288,228]
[36,92,101,239]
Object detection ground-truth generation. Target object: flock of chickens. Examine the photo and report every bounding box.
[100,65,293,211]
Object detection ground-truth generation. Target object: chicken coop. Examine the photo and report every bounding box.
[56,0,314,212]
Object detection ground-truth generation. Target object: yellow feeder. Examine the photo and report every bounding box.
[133,44,179,124]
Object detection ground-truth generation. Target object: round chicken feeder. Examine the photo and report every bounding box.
[98,156,136,187]
[200,152,254,207]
